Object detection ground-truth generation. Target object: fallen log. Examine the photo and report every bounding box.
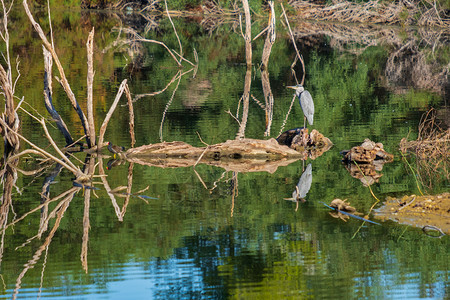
[111,131,332,173]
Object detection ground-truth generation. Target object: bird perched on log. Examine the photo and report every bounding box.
[107,142,125,158]
[287,84,314,128]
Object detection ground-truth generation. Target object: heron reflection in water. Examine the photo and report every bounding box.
[284,163,313,211]
[287,84,314,128]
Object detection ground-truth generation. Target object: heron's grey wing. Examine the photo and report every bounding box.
[300,90,314,125]
[297,163,313,198]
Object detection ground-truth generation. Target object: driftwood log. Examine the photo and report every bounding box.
[341,138,393,163]
[341,138,393,186]
[112,131,332,173]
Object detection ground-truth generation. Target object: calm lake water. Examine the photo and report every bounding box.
[1,7,449,300]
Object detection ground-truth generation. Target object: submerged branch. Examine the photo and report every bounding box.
[98,158,125,221]
[159,73,182,142]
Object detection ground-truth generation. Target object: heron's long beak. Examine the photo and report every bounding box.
[286,86,296,90]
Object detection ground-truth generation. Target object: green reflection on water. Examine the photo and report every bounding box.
[1,8,448,300]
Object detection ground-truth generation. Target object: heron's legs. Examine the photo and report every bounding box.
[303,116,306,129]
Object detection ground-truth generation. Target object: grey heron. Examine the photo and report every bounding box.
[284,163,313,211]
[287,84,314,128]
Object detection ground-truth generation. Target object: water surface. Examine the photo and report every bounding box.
[1,8,448,300]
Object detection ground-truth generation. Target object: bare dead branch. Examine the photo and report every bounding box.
[241,0,252,67]
[281,3,305,85]
[236,68,251,139]
[164,0,183,60]
[86,27,96,148]
[133,71,181,102]
[261,1,276,70]
[124,84,135,148]
[0,62,19,155]
[0,117,81,176]
[98,79,128,147]
[43,46,73,146]
[22,0,92,146]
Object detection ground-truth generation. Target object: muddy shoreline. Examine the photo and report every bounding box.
[374,193,450,234]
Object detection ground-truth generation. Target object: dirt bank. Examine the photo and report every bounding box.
[374,193,450,234]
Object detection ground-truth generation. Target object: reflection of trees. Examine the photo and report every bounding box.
[385,39,449,94]
[173,210,447,299]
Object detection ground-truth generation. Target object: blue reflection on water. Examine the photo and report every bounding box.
[353,271,448,299]
[104,260,205,299]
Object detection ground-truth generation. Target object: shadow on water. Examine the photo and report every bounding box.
[0,6,448,300]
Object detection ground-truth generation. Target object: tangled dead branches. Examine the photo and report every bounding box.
[400,108,449,188]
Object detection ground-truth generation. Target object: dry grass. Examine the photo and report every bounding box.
[289,0,450,28]
[400,108,449,188]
